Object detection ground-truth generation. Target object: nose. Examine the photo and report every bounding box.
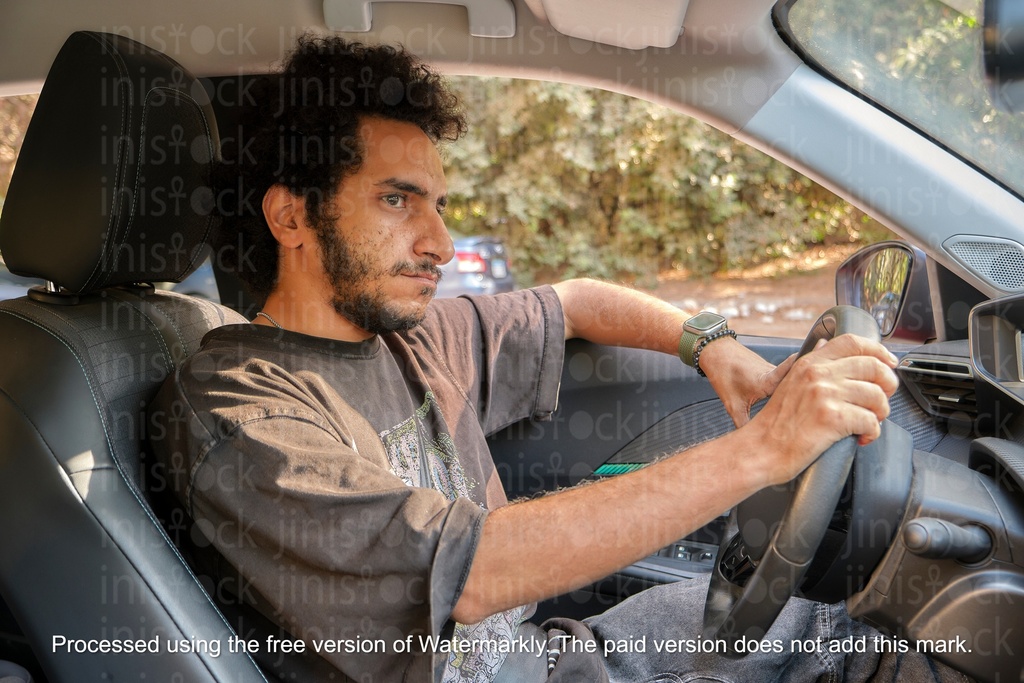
[415,208,455,265]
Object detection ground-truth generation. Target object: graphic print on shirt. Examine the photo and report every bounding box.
[444,606,529,683]
[380,391,476,501]
[379,391,526,683]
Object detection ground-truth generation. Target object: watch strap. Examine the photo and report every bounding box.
[678,327,703,367]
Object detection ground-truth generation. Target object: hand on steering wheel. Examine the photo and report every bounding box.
[702,305,890,653]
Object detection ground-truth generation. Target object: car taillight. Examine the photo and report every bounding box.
[455,251,487,273]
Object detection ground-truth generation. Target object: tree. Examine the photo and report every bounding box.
[0,95,37,211]
[444,77,890,286]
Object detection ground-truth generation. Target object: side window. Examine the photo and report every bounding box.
[0,94,41,299]
[0,95,37,219]
[443,78,897,338]
[1,85,899,336]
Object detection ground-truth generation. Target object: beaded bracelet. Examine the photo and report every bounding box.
[693,328,737,377]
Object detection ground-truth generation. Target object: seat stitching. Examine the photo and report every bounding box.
[81,33,132,291]
[0,308,267,681]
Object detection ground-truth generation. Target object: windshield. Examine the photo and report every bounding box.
[778,0,1024,198]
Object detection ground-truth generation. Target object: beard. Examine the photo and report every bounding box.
[311,215,443,335]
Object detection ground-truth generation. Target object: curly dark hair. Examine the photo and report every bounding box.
[215,35,467,306]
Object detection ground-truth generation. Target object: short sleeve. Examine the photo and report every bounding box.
[411,286,565,435]
[152,358,487,680]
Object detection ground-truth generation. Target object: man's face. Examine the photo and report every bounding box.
[310,116,454,335]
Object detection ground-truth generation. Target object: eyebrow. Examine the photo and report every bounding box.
[377,177,448,206]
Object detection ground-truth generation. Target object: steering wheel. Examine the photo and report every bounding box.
[702,305,881,652]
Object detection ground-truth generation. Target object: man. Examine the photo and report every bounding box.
[151,36,964,682]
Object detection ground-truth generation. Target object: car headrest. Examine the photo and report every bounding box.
[0,31,219,293]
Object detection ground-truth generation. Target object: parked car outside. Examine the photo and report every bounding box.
[435,231,515,298]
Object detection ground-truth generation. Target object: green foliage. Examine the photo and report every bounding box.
[0,78,896,286]
[444,78,892,286]
[0,94,37,209]
[788,0,1024,200]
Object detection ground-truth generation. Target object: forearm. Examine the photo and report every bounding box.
[451,427,767,624]
[551,278,779,424]
[552,278,688,354]
[451,332,899,624]
[552,277,752,367]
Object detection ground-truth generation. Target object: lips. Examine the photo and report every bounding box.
[395,261,442,283]
[403,271,439,286]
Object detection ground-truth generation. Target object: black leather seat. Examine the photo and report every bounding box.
[0,31,266,683]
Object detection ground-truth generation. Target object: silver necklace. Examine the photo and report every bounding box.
[255,311,283,329]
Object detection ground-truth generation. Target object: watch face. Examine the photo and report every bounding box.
[686,312,727,333]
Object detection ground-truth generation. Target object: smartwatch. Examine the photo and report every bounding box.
[678,312,731,374]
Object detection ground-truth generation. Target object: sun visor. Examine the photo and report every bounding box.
[540,0,689,49]
[323,0,516,38]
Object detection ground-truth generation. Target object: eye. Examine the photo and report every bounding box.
[436,201,447,216]
[383,193,406,208]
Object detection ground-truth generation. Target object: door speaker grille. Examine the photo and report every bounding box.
[944,237,1024,292]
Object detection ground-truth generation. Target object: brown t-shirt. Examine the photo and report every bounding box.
[151,287,565,682]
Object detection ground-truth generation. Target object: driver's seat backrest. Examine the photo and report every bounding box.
[0,32,265,682]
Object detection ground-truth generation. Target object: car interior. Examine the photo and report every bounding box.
[0,1,1022,682]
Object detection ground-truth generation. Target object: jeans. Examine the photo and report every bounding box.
[583,576,971,683]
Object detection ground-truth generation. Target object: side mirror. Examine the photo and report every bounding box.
[836,241,936,343]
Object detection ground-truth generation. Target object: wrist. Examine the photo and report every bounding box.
[678,311,731,375]
[692,328,737,377]
[693,334,742,380]
[710,427,775,495]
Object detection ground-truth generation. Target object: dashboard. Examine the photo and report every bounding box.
[498,292,1024,678]
[972,292,1024,411]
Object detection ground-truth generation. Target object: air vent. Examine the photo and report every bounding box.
[898,357,977,422]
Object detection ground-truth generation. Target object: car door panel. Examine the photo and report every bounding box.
[489,336,798,500]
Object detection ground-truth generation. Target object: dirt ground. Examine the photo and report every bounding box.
[641,245,860,339]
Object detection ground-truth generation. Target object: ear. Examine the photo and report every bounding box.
[262,184,308,249]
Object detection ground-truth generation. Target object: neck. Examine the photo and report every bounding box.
[257,290,374,342]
